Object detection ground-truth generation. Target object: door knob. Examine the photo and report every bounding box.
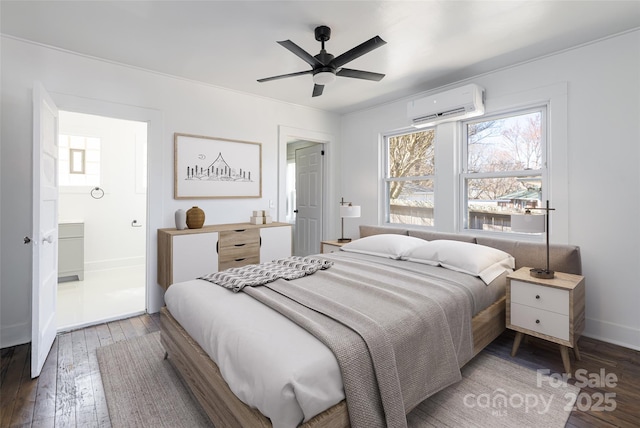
[293,209,299,213]
[23,236,32,244]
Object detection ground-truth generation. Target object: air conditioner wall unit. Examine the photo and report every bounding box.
[407,83,485,128]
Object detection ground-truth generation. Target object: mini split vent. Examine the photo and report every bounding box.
[407,84,485,128]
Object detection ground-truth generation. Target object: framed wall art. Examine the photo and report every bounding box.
[174,133,262,199]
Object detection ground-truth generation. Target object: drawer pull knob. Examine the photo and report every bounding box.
[535,319,540,324]
[535,295,540,299]
[234,229,246,232]
[234,243,246,247]
[235,258,246,262]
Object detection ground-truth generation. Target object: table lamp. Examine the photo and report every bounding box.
[338,197,361,243]
[511,200,555,279]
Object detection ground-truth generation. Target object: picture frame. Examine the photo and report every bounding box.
[174,133,262,199]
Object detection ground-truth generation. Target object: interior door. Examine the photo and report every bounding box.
[31,82,59,378]
[294,144,323,256]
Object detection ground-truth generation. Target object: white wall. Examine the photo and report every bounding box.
[59,112,147,271]
[0,36,340,348]
[341,30,640,350]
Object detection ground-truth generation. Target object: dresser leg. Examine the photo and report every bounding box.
[511,332,524,357]
[560,346,572,376]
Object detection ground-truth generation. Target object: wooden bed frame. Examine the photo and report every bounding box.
[160,296,506,428]
[159,226,582,427]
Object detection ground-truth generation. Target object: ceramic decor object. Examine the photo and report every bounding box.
[186,206,205,229]
[174,209,187,230]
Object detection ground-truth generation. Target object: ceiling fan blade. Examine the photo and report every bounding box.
[257,70,313,83]
[312,84,324,97]
[278,40,324,68]
[331,36,386,68]
[337,68,385,81]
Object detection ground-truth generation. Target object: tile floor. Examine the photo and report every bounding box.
[56,265,146,331]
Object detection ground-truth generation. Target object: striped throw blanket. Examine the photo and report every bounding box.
[199,256,333,292]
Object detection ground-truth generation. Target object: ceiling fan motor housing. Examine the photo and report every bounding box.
[315,25,331,42]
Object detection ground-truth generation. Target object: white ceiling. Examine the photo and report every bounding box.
[2,1,639,114]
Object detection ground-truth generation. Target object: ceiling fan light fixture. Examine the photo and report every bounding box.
[313,71,336,85]
[259,26,386,96]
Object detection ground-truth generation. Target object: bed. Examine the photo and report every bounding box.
[160,225,582,428]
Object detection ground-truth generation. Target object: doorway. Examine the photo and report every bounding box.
[286,141,324,256]
[56,111,147,330]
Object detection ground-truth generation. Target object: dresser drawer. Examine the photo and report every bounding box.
[510,280,569,315]
[219,228,260,249]
[510,302,569,341]
[219,256,261,271]
[219,242,260,262]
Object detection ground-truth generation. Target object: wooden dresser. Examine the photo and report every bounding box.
[157,222,292,290]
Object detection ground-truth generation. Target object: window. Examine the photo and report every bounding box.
[383,129,436,226]
[59,134,101,187]
[462,108,546,232]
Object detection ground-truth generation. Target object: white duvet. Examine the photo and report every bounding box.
[164,278,345,428]
[163,252,507,427]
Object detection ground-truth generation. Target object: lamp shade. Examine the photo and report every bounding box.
[340,205,361,218]
[511,213,545,233]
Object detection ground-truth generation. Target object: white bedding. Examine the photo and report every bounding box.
[163,252,507,427]
[164,277,345,428]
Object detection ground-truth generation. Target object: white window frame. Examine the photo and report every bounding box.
[58,133,102,192]
[377,82,569,244]
[460,105,548,235]
[382,127,437,226]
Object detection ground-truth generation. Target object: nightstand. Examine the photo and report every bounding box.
[320,240,348,254]
[506,267,585,375]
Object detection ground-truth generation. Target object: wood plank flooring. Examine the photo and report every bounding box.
[1,314,160,428]
[1,314,638,427]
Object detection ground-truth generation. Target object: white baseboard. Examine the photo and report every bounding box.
[85,256,145,272]
[56,310,146,333]
[0,320,30,349]
[583,317,640,351]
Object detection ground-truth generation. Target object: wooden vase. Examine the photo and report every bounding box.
[186,206,205,229]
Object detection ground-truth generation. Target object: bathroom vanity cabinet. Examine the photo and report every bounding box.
[58,222,85,281]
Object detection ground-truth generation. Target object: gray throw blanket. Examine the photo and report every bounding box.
[242,254,474,428]
[199,256,333,292]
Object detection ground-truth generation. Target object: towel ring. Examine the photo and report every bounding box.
[91,187,104,199]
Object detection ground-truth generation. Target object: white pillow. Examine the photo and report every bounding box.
[340,234,427,260]
[406,240,515,284]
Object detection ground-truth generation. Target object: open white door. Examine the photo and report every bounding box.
[31,82,59,378]
[294,144,323,256]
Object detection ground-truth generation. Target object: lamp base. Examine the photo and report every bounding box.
[337,238,352,243]
[530,268,555,279]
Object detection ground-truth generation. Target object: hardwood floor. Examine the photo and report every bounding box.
[1,314,638,427]
[1,314,160,428]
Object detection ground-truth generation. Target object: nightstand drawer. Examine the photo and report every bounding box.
[510,280,569,315]
[510,302,569,341]
[322,243,342,253]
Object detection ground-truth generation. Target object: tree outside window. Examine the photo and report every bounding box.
[463,109,546,231]
[384,129,435,226]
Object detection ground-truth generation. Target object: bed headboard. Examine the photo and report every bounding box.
[359,225,582,275]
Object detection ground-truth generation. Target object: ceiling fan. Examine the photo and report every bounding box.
[257,26,387,97]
